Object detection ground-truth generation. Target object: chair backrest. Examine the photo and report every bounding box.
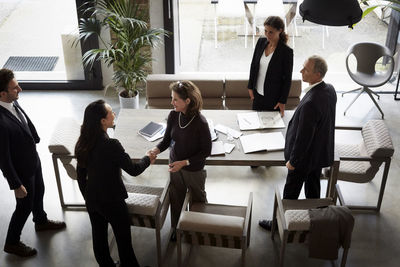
[346,42,394,87]
[361,120,394,158]
[48,117,81,180]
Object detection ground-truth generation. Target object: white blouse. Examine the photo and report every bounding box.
[256,52,273,96]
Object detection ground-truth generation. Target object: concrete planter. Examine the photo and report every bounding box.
[119,91,139,109]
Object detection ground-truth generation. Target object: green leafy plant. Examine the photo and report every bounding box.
[360,0,400,20]
[77,0,168,97]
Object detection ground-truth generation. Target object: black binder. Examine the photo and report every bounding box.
[139,121,163,137]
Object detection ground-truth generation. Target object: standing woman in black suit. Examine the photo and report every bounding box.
[75,100,155,267]
[248,16,293,117]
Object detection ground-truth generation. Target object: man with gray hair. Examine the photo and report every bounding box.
[259,55,337,230]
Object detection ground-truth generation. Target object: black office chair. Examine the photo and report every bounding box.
[342,42,394,119]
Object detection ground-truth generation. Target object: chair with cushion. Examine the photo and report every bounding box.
[124,179,170,267]
[48,117,83,208]
[176,190,253,267]
[342,42,394,119]
[271,188,351,267]
[329,120,394,212]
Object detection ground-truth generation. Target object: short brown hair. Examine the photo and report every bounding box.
[170,80,203,117]
[0,69,15,92]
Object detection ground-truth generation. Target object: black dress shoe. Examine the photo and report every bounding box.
[35,219,66,232]
[4,241,37,257]
[250,166,258,169]
[258,219,273,231]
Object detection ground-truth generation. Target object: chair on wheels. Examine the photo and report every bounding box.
[124,180,170,267]
[271,188,352,267]
[326,120,394,212]
[176,190,253,267]
[342,42,394,119]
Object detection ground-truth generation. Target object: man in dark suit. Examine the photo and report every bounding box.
[0,69,66,257]
[259,55,337,230]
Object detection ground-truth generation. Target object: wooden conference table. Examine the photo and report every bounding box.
[114,109,339,198]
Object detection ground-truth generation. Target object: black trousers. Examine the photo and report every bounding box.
[283,167,322,199]
[87,200,139,267]
[6,159,47,244]
[252,90,277,111]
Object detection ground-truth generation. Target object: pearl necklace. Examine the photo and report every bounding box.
[179,112,196,129]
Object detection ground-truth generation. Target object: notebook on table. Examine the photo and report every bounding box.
[139,121,163,137]
[237,111,285,130]
[239,132,285,154]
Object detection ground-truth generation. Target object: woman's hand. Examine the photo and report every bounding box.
[146,150,157,164]
[168,160,187,173]
[274,102,285,117]
[248,89,254,100]
[14,185,27,198]
[150,147,160,155]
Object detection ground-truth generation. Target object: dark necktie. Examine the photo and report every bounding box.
[13,103,31,133]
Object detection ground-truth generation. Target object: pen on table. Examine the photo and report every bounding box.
[160,127,166,134]
[243,118,251,125]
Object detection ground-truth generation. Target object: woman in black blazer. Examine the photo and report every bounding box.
[248,16,293,116]
[75,100,155,267]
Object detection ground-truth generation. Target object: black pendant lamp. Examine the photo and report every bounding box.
[299,0,363,29]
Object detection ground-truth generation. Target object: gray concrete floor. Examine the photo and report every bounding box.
[0,88,399,267]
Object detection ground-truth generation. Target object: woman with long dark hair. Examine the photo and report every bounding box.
[75,100,155,267]
[248,16,294,116]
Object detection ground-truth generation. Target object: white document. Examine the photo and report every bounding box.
[138,123,166,142]
[214,124,242,138]
[239,132,285,154]
[224,143,235,154]
[211,141,225,156]
[237,112,285,130]
[207,118,218,141]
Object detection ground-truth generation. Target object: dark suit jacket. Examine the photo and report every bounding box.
[248,38,293,107]
[77,134,150,209]
[0,101,40,190]
[284,82,337,171]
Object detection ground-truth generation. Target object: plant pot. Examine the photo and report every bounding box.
[119,91,139,109]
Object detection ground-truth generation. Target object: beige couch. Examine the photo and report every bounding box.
[224,73,302,110]
[146,73,225,109]
[146,73,302,110]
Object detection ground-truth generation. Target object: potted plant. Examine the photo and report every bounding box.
[77,0,168,108]
[359,0,400,19]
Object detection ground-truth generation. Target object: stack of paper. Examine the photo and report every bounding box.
[239,132,285,154]
[237,112,285,130]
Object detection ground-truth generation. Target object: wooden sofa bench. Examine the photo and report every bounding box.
[224,73,302,110]
[146,73,302,110]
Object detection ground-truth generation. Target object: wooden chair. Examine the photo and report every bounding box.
[271,188,352,267]
[177,190,253,267]
[124,180,170,267]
